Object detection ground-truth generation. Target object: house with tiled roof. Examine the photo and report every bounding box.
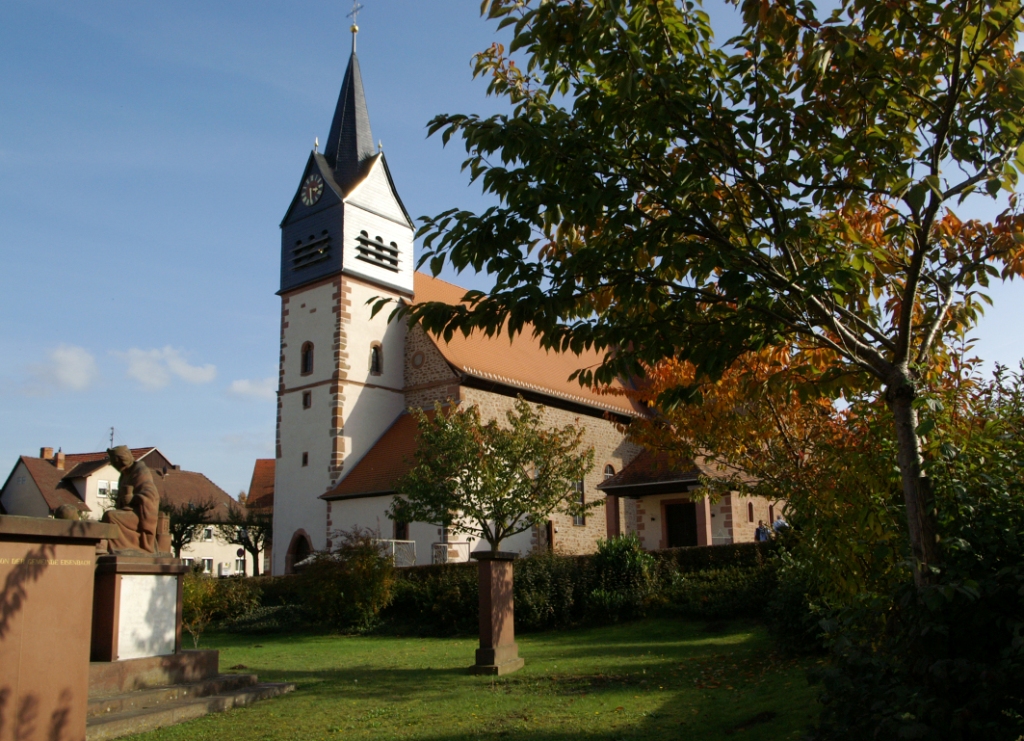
[0,446,254,575]
[271,46,782,573]
[245,458,275,574]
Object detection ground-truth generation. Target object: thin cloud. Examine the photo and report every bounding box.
[25,344,98,394]
[227,377,276,401]
[115,346,216,389]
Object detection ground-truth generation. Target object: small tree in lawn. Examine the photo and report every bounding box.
[161,500,216,558]
[390,398,595,553]
[215,504,272,576]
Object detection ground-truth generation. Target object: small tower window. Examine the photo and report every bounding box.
[301,452,309,467]
[302,391,312,409]
[301,342,314,375]
[604,464,615,480]
[369,343,383,375]
[748,502,755,523]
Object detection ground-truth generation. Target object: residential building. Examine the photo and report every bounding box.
[0,447,251,576]
[245,458,275,575]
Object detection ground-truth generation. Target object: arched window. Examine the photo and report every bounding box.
[300,342,314,375]
[748,502,755,523]
[604,464,615,480]
[369,343,383,375]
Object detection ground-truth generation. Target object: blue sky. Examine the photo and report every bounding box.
[1,1,1021,499]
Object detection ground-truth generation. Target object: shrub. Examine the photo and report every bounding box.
[299,529,396,630]
[222,604,312,634]
[251,574,304,607]
[387,562,478,635]
[182,573,220,648]
[660,565,776,621]
[211,576,262,622]
[810,367,1024,739]
[514,553,593,631]
[588,534,656,622]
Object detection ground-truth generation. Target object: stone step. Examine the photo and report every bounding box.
[88,673,258,718]
[85,682,296,741]
[89,650,220,694]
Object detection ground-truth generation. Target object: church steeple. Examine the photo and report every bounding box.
[323,52,375,192]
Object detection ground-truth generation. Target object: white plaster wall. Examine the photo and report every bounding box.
[342,161,414,295]
[345,279,407,391]
[282,281,337,386]
[274,280,339,574]
[0,462,50,517]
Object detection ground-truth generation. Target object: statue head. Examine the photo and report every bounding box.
[107,446,134,471]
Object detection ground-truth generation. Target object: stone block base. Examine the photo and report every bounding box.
[471,643,524,675]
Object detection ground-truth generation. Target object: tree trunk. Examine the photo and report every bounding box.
[887,376,941,587]
[248,546,261,577]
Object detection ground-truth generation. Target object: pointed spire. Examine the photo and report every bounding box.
[323,51,375,191]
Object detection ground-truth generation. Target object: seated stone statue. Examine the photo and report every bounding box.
[100,446,160,553]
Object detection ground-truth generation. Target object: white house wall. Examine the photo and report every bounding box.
[0,462,49,518]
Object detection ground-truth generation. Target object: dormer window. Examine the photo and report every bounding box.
[301,342,314,375]
[355,231,399,273]
[369,343,383,375]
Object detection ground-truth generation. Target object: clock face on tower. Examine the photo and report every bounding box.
[300,174,324,206]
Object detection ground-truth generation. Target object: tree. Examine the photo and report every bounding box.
[389,399,595,552]
[617,350,905,603]
[161,500,216,558]
[393,0,1024,586]
[215,504,272,576]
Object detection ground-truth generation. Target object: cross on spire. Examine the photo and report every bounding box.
[347,1,364,52]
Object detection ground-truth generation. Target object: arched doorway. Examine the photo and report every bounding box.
[285,529,313,574]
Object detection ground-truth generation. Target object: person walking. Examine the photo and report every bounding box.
[755,520,771,542]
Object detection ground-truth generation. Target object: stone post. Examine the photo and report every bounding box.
[470,551,524,675]
[0,515,118,741]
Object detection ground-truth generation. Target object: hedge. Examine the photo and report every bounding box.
[228,541,777,636]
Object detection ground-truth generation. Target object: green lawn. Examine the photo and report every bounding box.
[126,619,821,741]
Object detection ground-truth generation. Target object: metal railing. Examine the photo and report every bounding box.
[432,541,471,565]
[376,539,417,568]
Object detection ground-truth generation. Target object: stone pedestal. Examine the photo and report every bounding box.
[470,551,524,676]
[91,555,188,662]
[0,515,118,741]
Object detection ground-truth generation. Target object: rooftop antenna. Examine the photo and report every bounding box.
[109,427,114,447]
[347,1,364,53]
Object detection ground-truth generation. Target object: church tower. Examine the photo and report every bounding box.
[273,33,415,574]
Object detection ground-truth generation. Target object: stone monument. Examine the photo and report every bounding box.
[0,515,119,741]
[99,446,160,554]
[470,551,524,675]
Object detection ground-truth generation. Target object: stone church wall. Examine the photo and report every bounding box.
[459,386,642,556]
[403,324,461,410]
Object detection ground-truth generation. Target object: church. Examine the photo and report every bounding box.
[270,36,780,575]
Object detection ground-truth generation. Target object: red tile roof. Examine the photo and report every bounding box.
[322,412,424,500]
[152,468,240,520]
[16,456,89,512]
[597,449,754,493]
[62,448,156,468]
[597,450,701,491]
[246,459,275,512]
[412,273,642,417]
